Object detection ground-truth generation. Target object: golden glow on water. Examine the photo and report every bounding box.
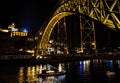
[18,66,37,83]
[17,64,66,83]
[36,65,40,74]
[2,59,120,82]
[83,60,90,72]
[26,66,36,82]
[43,64,47,70]
[18,67,24,83]
[58,63,62,72]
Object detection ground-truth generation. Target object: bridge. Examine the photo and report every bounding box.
[35,0,120,57]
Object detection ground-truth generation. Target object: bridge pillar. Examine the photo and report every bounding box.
[79,15,97,54]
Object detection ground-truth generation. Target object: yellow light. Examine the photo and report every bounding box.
[40,32,42,35]
[92,42,95,45]
[58,63,62,72]
[26,50,35,53]
[49,40,53,43]
[0,28,8,32]
[19,48,23,51]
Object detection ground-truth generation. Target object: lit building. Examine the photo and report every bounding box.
[8,22,18,31]
[10,31,28,37]
[7,23,28,37]
[0,23,36,60]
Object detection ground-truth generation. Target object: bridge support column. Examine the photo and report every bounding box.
[80,15,97,54]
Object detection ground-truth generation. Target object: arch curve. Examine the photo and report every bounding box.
[37,12,75,54]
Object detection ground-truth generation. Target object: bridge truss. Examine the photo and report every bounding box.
[35,0,120,56]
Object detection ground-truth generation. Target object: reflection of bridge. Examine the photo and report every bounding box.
[35,0,120,56]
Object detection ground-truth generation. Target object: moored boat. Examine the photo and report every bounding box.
[106,71,115,78]
[37,70,66,77]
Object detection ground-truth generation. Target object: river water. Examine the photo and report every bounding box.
[0,59,120,83]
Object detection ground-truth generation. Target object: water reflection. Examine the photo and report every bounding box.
[1,59,120,83]
[79,60,90,78]
[17,63,66,83]
[79,61,83,76]
[18,67,24,83]
[18,66,37,83]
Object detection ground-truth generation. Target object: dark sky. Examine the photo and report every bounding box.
[0,0,120,49]
[0,0,58,33]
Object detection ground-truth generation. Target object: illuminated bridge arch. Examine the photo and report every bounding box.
[36,0,120,55]
[37,12,75,54]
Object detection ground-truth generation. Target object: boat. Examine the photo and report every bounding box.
[36,69,66,83]
[37,70,66,77]
[106,71,115,78]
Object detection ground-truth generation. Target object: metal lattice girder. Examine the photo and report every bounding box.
[54,0,120,30]
[79,15,97,53]
[36,0,120,55]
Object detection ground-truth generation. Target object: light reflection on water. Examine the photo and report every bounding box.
[79,60,90,78]
[17,63,66,83]
[0,59,120,83]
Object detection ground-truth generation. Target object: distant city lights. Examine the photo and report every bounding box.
[23,28,28,32]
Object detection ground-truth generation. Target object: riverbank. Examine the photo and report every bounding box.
[0,54,120,65]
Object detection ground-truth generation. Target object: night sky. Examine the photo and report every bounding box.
[0,0,58,33]
[0,0,120,49]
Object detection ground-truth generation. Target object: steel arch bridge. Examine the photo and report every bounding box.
[35,0,120,56]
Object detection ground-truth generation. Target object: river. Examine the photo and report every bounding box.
[0,59,120,83]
